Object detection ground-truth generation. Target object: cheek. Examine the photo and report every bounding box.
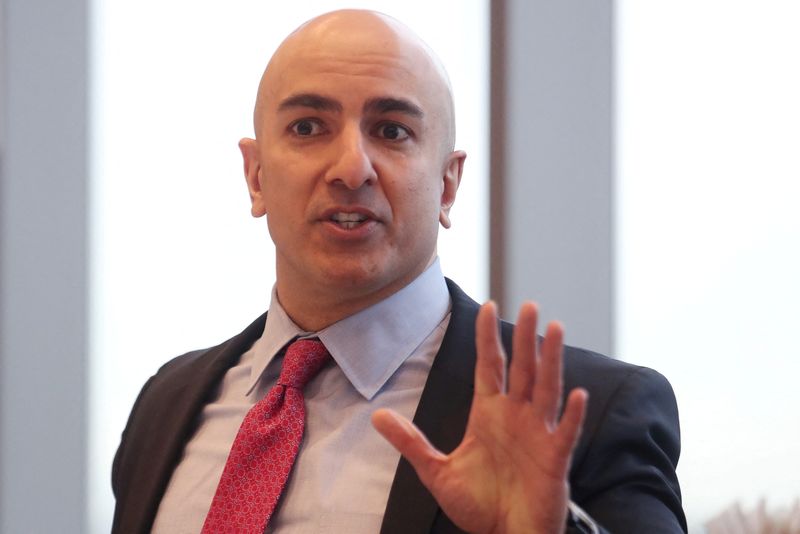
[408,170,444,214]
[415,186,442,220]
[261,160,313,213]
[396,174,444,234]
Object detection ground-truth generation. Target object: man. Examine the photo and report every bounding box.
[112,9,685,534]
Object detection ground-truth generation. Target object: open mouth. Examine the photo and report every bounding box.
[330,212,369,229]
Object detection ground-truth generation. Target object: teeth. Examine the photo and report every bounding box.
[331,212,368,223]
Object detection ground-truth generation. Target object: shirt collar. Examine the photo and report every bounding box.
[247,259,450,400]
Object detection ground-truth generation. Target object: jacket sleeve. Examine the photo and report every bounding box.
[111,373,157,499]
[569,366,687,533]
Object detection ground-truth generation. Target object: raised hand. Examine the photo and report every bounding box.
[372,301,588,534]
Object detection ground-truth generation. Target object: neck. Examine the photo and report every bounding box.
[275,279,407,332]
[275,258,437,332]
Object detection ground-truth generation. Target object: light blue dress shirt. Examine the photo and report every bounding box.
[152,260,451,533]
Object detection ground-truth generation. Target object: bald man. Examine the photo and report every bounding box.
[111,10,686,534]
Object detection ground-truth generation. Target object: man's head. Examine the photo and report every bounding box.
[239,9,466,329]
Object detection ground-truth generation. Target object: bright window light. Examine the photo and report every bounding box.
[617,1,800,530]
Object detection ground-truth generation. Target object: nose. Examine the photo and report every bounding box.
[324,126,378,189]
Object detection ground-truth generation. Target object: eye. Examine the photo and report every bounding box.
[289,119,325,137]
[375,122,411,141]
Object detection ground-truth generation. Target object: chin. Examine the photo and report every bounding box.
[314,258,400,295]
[320,263,384,288]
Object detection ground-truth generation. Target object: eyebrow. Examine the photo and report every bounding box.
[364,97,424,118]
[277,93,343,113]
[276,93,424,119]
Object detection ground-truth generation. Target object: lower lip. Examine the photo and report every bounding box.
[320,219,380,240]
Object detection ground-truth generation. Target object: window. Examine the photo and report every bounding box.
[617,2,800,529]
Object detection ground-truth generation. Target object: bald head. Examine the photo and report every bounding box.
[237,9,466,327]
[253,9,456,151]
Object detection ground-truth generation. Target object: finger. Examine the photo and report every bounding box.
[554,388,588,463]
[474,301,506,396]
[508,301,538,401]
[532,321,564,425]
[371,408,446,488]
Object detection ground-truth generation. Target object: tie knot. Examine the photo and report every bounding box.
[278,339,330,389]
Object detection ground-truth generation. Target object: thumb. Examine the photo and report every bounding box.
[371,408,447,487]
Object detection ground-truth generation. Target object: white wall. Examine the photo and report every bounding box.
[617,2,800,530]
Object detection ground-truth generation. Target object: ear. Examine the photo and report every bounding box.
[439,150,466,228]
[239,137,266,217]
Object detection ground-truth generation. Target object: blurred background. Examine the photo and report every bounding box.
[1,0,798,532]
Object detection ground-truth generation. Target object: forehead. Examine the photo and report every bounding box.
[275,54,421,101]
[261,22,446,115]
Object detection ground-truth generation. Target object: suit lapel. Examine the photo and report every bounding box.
[379,280,480,534]
[113,313,267,534]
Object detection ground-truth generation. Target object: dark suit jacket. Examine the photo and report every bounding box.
[111,280,686,533]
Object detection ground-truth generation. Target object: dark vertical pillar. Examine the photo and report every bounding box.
[490,0,614,353]
[0,0,88,531]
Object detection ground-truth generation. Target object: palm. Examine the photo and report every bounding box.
[373,302,587,534]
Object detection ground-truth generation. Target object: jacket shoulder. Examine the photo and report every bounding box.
[110,312,268,534]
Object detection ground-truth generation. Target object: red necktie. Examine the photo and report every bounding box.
[201,339,330,534]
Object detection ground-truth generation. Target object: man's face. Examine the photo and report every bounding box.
[241,15,464,318]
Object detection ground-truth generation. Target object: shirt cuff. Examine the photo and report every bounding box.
[566,500,600,534]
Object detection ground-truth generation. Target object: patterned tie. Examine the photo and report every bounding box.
[201,338,330,534]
